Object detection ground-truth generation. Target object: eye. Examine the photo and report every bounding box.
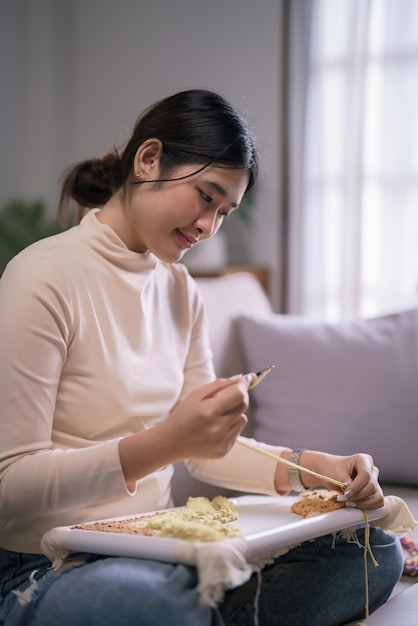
[217,209,230,218]
[197,187,213,204]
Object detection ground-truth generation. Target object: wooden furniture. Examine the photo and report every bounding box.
[190,265,269,295]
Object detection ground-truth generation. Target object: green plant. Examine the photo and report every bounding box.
[0,199,60,276]
[237,186,257,225]
[0,188,258,277]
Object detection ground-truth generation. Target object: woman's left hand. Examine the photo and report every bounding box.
[329,452,384,509]
[310,451,385,510]
[279,450,385,510]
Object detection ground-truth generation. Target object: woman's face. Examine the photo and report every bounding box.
[118,164,250,263]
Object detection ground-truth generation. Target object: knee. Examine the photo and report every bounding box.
[73,558,212,625]
[370,527,404,579]
[367,529,404,608]
[28,557,212,626]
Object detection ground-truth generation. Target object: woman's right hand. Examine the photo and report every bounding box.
[118,375,253,487]
[164,375,252,460]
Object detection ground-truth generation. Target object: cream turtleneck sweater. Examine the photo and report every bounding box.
[0,210,283,554]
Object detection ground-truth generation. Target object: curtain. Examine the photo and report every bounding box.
[285,0,418,321]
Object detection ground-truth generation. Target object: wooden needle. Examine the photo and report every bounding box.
[248,365,275,389]
[237,439,347,490]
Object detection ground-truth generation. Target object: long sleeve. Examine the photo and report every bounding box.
[0,252,130,518]
[185,437,287,496]
[0,211,213,552]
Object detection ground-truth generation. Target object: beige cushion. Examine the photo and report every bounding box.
[195,272,272,377]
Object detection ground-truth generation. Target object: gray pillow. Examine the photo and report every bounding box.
[237,309,418,485]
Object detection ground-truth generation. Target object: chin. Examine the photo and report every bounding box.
[153,249,184,265]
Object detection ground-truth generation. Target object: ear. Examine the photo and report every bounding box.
[133,139,163,178]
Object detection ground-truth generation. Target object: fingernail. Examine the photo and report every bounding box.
[337,488,354,502]
[244,373,253,385]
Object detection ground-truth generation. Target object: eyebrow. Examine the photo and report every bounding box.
[207,181,238,208]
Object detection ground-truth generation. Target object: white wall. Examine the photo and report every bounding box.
[0,0,284,309]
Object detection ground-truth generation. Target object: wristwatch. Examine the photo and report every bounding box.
[288,449,306,493]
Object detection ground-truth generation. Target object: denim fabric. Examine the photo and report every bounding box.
[0,528,403,626]
[219,527,404,626]
[0,551,52,625]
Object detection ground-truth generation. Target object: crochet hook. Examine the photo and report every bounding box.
[248,365,275,390]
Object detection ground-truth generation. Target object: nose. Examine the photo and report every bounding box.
[195,211,219,239]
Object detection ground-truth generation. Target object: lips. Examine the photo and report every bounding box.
[176,229,199,249]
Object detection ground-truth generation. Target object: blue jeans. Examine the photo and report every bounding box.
[0,528,403,626]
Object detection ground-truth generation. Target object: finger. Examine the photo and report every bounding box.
[202,375,244,400]
[244,372,257,388]
[210,387,249,418]
[224,411,248,432]
[337,477,380,505]
[223,415,248,449]
[348,492,385,510]
[336,488,354,502]
[206,413,247,457]
[336,477,371,499]
[347,469,376,495]
[343,456,376,491]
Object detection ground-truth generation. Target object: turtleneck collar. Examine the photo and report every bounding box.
[79,209,158,273]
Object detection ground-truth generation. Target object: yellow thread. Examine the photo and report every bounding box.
[253,569,262,626]
[361,509,379,619]
[237,439,347,490]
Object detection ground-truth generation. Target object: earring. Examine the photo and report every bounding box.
[135,170,143,178]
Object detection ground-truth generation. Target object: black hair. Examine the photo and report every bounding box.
[59,89,259,225]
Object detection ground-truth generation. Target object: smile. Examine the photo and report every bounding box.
[175,229,199,249]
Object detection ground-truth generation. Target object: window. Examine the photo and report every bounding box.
[300,0,418,320]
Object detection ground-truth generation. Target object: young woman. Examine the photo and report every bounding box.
[0,89,403,625]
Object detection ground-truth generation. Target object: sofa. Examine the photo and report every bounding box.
[172,270,418,621]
